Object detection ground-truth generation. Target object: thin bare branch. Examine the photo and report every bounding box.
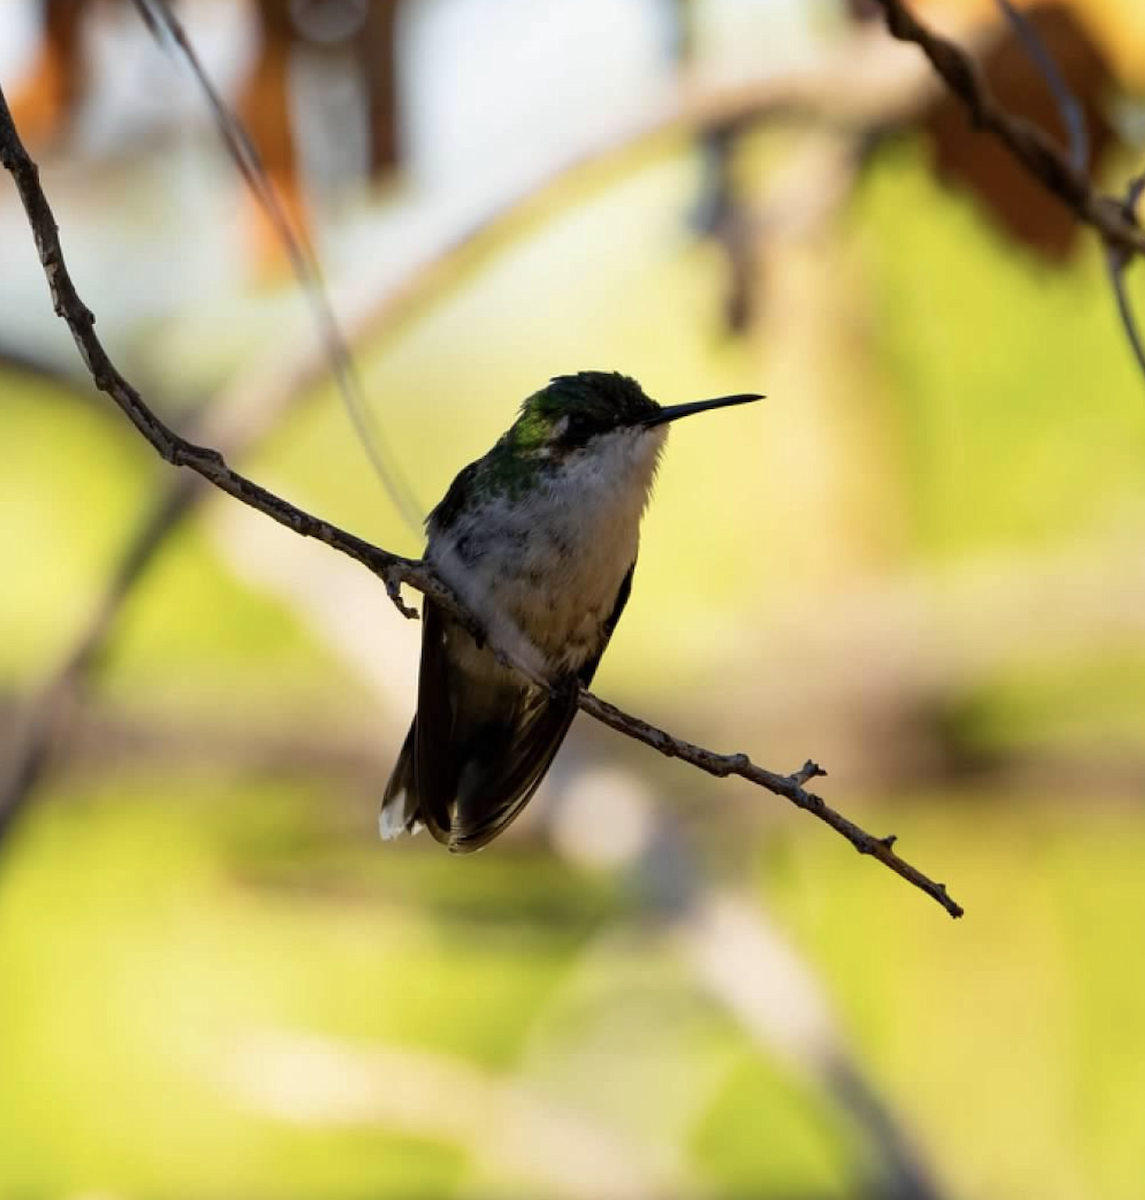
[0,84,431,601]
[877,0,1145,394]
[1107,175,1145,382]
[994,0,1089,173]
[988,0,1145,387]
[869,0,1145,258]
[0,79,963,918]
[581,695,960,916]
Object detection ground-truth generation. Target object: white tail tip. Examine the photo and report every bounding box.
[379,790,423,841]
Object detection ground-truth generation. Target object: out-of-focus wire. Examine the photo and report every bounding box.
[131,0,425,535]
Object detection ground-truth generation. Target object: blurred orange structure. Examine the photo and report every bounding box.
[923,4,1115,260]
[9,0,404,268]
[850,0,1135,260]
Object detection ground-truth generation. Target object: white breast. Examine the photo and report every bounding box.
[429,426,666,680]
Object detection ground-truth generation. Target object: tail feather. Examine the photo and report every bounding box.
[379,719,423,840]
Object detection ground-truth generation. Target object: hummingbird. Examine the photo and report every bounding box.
[380,371,761,852]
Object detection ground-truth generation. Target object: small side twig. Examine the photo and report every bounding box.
[1107,175,1145,381]
[0,79,963,918]
[995,0,1089,174]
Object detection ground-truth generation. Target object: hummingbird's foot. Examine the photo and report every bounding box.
[384,569,419,619]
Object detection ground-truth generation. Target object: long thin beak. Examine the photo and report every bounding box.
[640,392,763,428]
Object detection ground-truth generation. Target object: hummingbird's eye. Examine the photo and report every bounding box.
[564,413,594,443]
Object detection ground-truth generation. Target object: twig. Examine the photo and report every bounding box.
[990,0,1145,391]
[581,695,959,916]
[881,0,1145,391]
[0,80,963,919]
[989,0,1145,390]
[1107,175,1145,381]
[994,0,1089,174]
[869,0,1145,259]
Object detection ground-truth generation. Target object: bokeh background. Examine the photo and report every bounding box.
[2,1,1145,1197]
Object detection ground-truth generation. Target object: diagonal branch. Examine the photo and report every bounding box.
[995,0,1089,174]
[0,94,433,614]
[580,696,959,914]
[987,0,1145,395]
[869,0,1145,259]
[0,82,963,919]
[873,0,1145,392]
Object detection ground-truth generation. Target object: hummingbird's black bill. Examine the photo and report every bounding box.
[640,392,763,428]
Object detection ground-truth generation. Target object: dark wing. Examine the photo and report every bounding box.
[414,560,637,853]
[413,600,574,851]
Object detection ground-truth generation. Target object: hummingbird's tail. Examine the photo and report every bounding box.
[379,719,424,840]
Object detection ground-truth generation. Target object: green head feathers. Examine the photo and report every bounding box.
[510,372,660,452]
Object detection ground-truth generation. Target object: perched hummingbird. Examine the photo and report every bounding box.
[380,371,760,852]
